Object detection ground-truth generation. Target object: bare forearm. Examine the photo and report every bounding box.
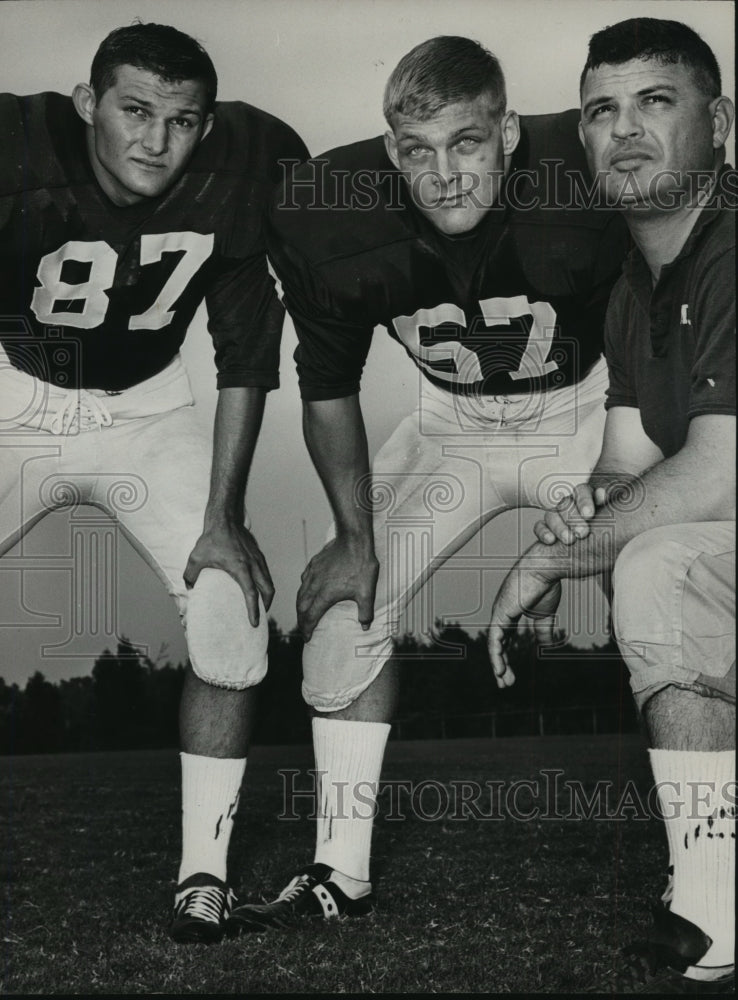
[205,387,266,526]
[491,412,735,684]
[536,447,735,583]
[303,395,373,541]
[295,395,378,637]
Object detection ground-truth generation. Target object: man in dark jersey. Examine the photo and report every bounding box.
[489,19,734,993]
[0,23,307,943]
[228,35,629,930]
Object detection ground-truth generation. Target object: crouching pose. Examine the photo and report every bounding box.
[227,33,628,931]
[0,22,307,943]
[489,18,735,993]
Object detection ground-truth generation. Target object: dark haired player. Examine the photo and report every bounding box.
[489,18,734,992]
[0,22,307,943]
[228,35,629,929]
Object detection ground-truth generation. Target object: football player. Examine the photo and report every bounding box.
[0,23,307,943]
[227,35,629,930]
[488,18,735,993]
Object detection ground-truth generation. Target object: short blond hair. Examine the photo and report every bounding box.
[383,36,506,126]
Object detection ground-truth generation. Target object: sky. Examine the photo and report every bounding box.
[0,0,734,686]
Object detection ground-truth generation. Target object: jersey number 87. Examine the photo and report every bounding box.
[30,232,214,330]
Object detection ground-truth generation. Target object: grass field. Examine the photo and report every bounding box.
[0,733,668,994]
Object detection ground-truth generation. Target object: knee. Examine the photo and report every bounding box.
[185,568,268,690]
[302,601,394,712]
[611,526,688,640]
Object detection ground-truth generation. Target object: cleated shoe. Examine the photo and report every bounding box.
[227,862,373,933]
[618,904,735,994]
[170,872,237,943]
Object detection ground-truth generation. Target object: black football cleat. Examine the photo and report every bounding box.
[170,872,237,944]
[618,904,735,994]
[226,862,373,933]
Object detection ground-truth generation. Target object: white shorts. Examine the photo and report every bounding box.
[612,522,736,710]
[0,353,254,680]
[1,350,270,689]
[303,356,610,711]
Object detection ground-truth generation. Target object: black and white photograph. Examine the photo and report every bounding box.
[0,0,734,993]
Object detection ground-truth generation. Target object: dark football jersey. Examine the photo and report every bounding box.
[0,92,308,391]
[267,109,630,401]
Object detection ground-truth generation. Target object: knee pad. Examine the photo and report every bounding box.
[185,568,268,689]
[302,600,394,712]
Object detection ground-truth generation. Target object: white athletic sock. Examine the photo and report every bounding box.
[178,752,246,885]
[312,717,391,885]
[650,749,735,970]
[329,868,373,899]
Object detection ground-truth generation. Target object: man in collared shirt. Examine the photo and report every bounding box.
[488,18,734,993]
[605,175,734,460]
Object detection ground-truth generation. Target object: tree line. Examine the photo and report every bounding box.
[0,621,638,754]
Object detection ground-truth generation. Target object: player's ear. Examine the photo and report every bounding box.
[500,110,520,157]
[72,83,96,126]
[578,119,585,148]
[709,95,735,152]
[200,113,215,143]
[384,129,400,170]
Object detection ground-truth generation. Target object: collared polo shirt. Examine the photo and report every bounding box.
[605,175,735,458]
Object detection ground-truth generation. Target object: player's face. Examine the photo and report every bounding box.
[385,95,520,235]
[579,58,733,211]
[74,65,214,206]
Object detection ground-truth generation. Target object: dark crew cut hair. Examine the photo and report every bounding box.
[581,18,721,99]
[90,22,218,111]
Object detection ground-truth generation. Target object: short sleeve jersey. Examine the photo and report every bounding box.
[267,109,630,401]
[0,92,308,391]
[605,174,736,458]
